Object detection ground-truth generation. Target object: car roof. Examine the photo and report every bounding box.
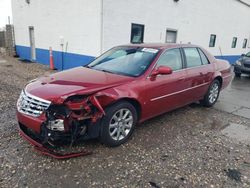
[119,43,199,50]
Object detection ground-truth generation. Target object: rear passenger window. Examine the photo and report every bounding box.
[198,49,209,65]
[156,48,183,71]
[183,48,202,68]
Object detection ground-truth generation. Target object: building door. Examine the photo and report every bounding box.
[166,29,177,43]
[29,26,36,61]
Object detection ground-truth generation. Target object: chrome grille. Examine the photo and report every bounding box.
[17,90,51,117]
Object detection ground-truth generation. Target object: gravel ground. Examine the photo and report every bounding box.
[0,55,250,188]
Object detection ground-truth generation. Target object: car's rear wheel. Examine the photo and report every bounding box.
[235,72,241,77]
[201,79,221,107]
[99,101,137,147]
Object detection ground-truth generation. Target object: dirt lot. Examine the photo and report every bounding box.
[0,55,250,188]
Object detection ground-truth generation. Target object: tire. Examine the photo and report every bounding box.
[99,101,138,147]
[235,72,241,77]
[201,79,221,107]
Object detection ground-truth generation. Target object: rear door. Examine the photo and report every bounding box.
[182,47,213,102]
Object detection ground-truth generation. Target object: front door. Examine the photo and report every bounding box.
[144,48,188,119]
[29,26,36,61]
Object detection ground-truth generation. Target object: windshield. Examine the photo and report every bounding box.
[246,52,250,57]
[87,47,159,77]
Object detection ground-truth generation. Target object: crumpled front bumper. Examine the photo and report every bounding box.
[16,88,106,159]
[17,110,92,159]
[18,123,92,159]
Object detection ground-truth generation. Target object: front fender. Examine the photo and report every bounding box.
[94,87,141,109]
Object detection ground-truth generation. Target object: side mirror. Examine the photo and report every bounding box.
[151,66,173,77]
[241,54,245,57]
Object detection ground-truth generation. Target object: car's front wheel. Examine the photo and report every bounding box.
[201,79,221,107]
[99,101,137,147]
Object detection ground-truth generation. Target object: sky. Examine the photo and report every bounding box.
[0,0,12,27]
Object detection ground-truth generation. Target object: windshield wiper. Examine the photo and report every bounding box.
[99,69,114,74]
[84,65,92,68]
[93,68,131,76]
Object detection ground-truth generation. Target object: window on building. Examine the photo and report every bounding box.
[166,29,177,43]
[156,48,183,71]
[209,34,216,47]
[130,23,144,44]
[198,48,210,65]
[243,39,248,49]
[183,48,203,68]
[231,37,237,48]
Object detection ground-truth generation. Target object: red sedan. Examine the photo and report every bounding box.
[17,43,231,149]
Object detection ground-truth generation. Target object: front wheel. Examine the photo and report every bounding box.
[201,80,221,107]
[99,101,137,147]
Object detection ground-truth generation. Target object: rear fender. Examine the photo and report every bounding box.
[213,59,232,89]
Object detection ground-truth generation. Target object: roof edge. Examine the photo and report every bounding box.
[236,0,250,7]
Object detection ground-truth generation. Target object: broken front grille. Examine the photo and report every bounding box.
[17,90,51,117]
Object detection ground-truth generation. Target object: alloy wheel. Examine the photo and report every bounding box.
[208,82,219,104]
[109,108,133,141]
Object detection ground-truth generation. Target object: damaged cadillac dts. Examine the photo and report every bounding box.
[16,43,232,158]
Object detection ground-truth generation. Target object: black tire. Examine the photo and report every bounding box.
[201,79,221,107]
[99,101,138,147]
[235,72,241,77]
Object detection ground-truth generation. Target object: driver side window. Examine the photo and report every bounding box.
[156,48,183,71]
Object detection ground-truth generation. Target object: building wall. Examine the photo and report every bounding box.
[12,0,250,69]
[12,0,102,69]
[102,0,250,63]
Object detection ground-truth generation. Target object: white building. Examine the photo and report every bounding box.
[12,0,250,70]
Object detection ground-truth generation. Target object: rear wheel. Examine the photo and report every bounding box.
[201,79,221,107]
[99,101,137,147]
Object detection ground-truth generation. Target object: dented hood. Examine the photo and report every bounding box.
[25,67,133,103]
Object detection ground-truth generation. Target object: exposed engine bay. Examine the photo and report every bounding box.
[43,95,105,147]
[18,91,109,159]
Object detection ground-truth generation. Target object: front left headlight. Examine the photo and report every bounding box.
[235,61,242,66]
